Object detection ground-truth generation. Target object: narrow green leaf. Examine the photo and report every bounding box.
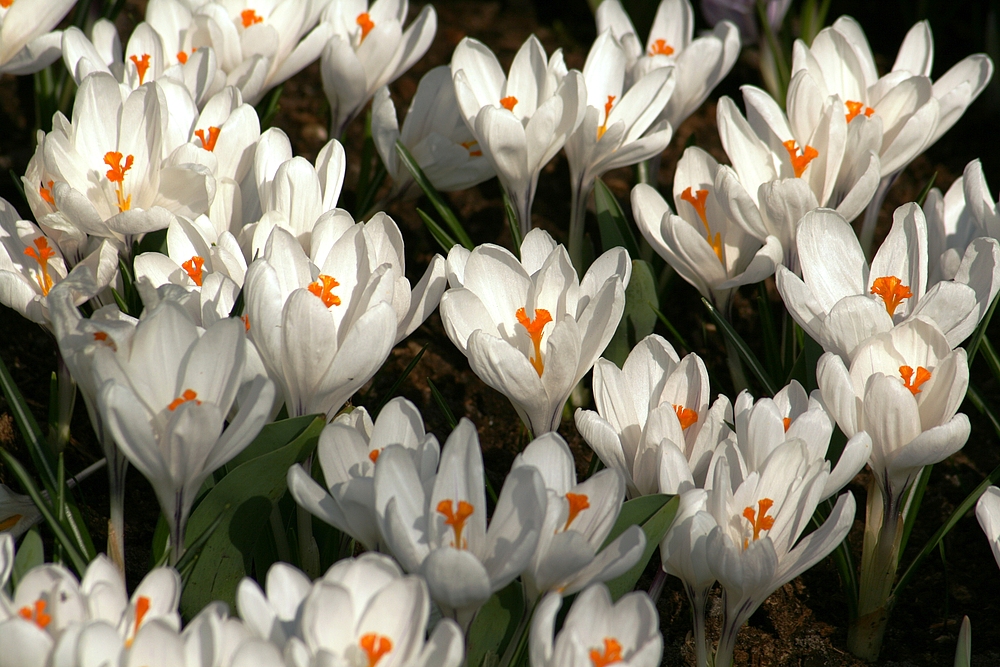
[175,510,226,578]
[395,141,474,249]
[502,190,522,257]
[417,208,459,254]
[255,84,284,131]
[916,171,938,207]
[372,343,429,417]
[228,285,245,319]
[899,464,933,558]
[594,178,640,260]
[701,297,778,396]
[8,169,26,206]
[604,260,658,367]
[465,581,524,667]
[602,495,671,547]
[604,495,679,600]
[650,305,690,353]
[967,292,999,367]
[11,528,44,587]
[0,352,57,492]
[226,414,318,472]
[757,282,782,381]
[427,377,458,430]
[356,162,387,218]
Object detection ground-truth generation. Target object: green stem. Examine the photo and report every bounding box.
[569,176,591,275]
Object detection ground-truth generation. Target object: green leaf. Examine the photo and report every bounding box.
[371,343,429,417]
[396,141,474,250]
[594,177,640,260]
[603,494,679,600]
[604,260,658,367]
[180,415,325,617]
[899,464,933,558]
[225,414,318,472]
[11,528,44,587]
[465,581,524,667]
[255,84,284,131]
[0,352,57,492]
[916,171,937,207]
[967,292,999,367]
[427,378,458,430]
[650,305,690,353]
[417,208,459,254]
[757,282,782,381]
[502,190,522,257]
[701,297,778,396]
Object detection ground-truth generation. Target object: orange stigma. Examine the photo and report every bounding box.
[900,365,932,395]
[241,9,263,27]
[368,449,381,464]
[437,499,474,549]
[680,187,723,264]
[241,314,250,331]
[18,600,51,629]
[39,180,55,206]
[742,498,775,549]
[0,514,22,531]
[649,38,674,56]
[870,276,912,316]
[460,140,483,157]
[176,47,197,64]
[590,638,624,666]
[782,140,819,178]
[167,389,200,411]
[359,633,393,667]
[104,151,135,212]
[0,0,13,7]
[307,274,342,308]
[516,307,553,377]
[93,331,118,351]
[782,417,791,432]
[182,256,205,286]
[356,12,375,40]
[129,54,151,85]
[597,95,616,139]
[23,236,57,296]
[673,404,698,430]
[562,492,590,532]
[195,126,221,151]
[845,100,875,123]
[124,596,151,648]
[500,96,518,112]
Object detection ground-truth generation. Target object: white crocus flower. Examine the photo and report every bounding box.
[322,0,437,138]
[0,485,40,539]
[440,228,629,435]
[790,16,993,253]
[564,29,674,269]
[575,334,731,498]
[374,418,547,628]
[530,584,663,667]
[372,66,494,200]
[451,35,585,235]
[94,301,274,563]
[244,213,445,418]
[288,397,440,551]
[632,148,783,311]
[513,433,645,601]
[0,0,74,74]
[595,0,740,130]
[976,486,1000,571]
[776,204,997,360]
[236,561,313,647]
[705,444,856,667]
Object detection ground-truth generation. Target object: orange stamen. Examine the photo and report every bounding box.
[436,499,474,549]
[182,256,205,286]
[241,314,250,331]
[590,638,624,666]
[93,331,118,351]
[0,514,22,531]
[23,236,56,296]
[129,54,151,85]
[368,449,381,464]
[18,600,51,629]
[899,365,932,395]
[782,417,791,432]
[500,96,518,112]
[124,596,150,648]
[359,633,393,667]
[356,12,375,40]
[241,9,263,27]
[679,187,723,264]
[649,39,674,56]
[516,307,553,377]
[39,180,55,206]
[742,498,775,549]
[461,140,482,157]
[597,95,616,140]
[307,274,342,308]
[869,276,913,317]
[673,404,698,430]
[562,492,590,532]
[782,140,819,178]
[845,100,875,123]
[0,0,13,8]
[167,389,200,411]
[195,126,221,151]
[103,151,134,213]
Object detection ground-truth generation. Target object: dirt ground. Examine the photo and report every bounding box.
[2,0,1000,665]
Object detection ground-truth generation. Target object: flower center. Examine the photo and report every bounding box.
[182,256,205,286]
[307,274,342,308]
[673,404,698,430]
[195,126,221,151]
[782,417,791,432]
[93,331,118,351]
[176,48,197,64]
[125,596,150,648]
[561,492,590,532]
[0,513,22,531]
[241,9,263,27]
[359,633,393,667]
[460,140,483,157]
[104,151,135,213]
[39,180,55,206]
[18,600,51,629]
[649,39,674,56]
[129,53,151,85]
[167,389,200,411]
[500,96,518,112]
[356,12,375,40]
[742,498,775,549]
[23,236,56,296]
[0,0,14,7]
[680,187,723,264]
[368,449,381,464]
[782,140,819,178]
[899,365,932,395]
[590,638,624,666]
[869,275,912,316]
[597,95,616,140]
[516,307,553,377]
[436,499,474,549]
[241,314,250,331]
[845,100,875,123]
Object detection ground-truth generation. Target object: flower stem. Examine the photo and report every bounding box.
[107,448,128,575]
[569,176,592,274]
